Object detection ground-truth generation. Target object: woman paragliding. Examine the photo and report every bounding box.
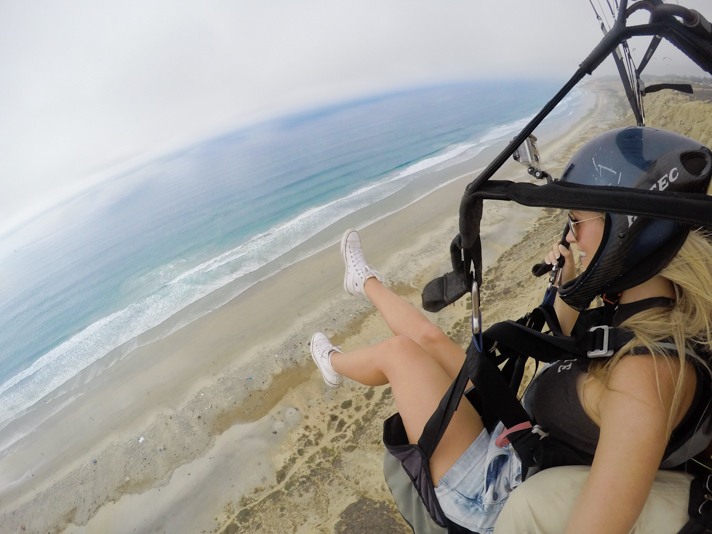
[309,126,712,533]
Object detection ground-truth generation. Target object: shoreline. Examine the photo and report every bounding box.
[0,82,589,438]
[0,80,632,533]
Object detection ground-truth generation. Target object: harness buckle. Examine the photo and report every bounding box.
[587,325,614,358]
[531,424,549,440]
[495,423,548,448]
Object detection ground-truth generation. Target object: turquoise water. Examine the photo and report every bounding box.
[0,79,584,429]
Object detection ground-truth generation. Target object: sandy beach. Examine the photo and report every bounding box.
[2,79,712,534]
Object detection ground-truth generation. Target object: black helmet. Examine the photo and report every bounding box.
[557,126,712,310]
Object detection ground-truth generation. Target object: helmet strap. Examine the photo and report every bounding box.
[601,293,621,325]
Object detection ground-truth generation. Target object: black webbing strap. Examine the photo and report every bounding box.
[485,319,635,363]
[680,474,712,533]
[422,235,474,313]
[645,83,694,95]
[498,306,558,396]
[416,336,542,468]
[418,333,559,472]
[417,307,637,463]
[467,180,712,228]
[422,197,484,313]
[417,340,478,458]
[486,321,577,361]
[464,340,545,468]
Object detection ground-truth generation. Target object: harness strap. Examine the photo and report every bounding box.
[415,334,545,470]
[465,342,546,470]
[422,197,484,313]
[416,303,712,533]
[417,339,476,458]
[495,422,534,447]
[419,309,637,464]
[485,318,635,362]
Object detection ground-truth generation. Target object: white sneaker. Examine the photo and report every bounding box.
[341,229,381,296]
[310,332,343,388]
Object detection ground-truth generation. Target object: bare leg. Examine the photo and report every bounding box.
[341,229,465,379]
[331,335,483,483]
[363,278,466,379]
[331,229,479,481]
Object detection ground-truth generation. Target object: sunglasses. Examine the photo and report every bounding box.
[567,212,604,240]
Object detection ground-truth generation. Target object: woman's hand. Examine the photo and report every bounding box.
[545,240,579,335]
[544,242,576,287]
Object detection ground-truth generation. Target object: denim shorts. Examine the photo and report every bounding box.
[434,422,523,533]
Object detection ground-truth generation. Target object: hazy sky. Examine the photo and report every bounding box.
[1,0,709,231]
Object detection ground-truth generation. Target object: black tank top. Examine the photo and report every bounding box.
[523,359,599,456]
[522,297,703,460]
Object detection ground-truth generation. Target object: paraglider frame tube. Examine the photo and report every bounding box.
[460,0,712,254]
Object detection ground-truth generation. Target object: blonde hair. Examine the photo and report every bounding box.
[593,229,712,432]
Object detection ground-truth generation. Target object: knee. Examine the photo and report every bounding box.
[381,335,431,366]
[384,334,423,356]
[413,321,452,353]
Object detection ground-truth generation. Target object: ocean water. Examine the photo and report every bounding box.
[0,79,588,432]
